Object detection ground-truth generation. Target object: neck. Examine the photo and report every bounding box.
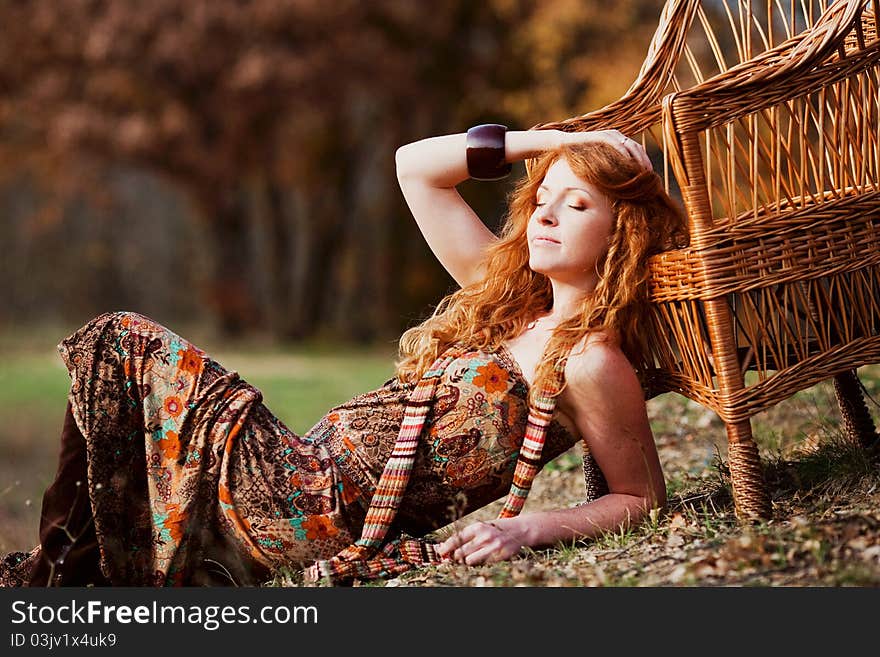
[541,273,599,324]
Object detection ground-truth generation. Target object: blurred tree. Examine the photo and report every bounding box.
[0,0,660,340]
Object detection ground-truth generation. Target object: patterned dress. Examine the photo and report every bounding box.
[0,311,606,586]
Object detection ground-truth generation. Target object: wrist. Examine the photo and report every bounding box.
[466,124,512,181]
[505,514,538,548]
[504,128,568,162]
[555,129,574,148]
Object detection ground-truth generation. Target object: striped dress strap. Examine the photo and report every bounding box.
[497,354,566,518]
[353,349,460,549]
[305,346,465,580]
[305,343,567,584]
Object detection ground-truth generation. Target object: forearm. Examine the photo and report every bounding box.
[395,129,566,188]
[437,491,662,565]
[509,493,659,549]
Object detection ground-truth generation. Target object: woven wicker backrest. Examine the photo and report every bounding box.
[530,0,880,519]
[534,0,880,410]
[533,1,843,193]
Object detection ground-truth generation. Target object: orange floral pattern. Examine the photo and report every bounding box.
[164,396,183,417]
[0,315,602,589]
[301,515,339,541]
[471,361,510,393]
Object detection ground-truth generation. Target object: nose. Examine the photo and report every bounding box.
[535,202,558,225]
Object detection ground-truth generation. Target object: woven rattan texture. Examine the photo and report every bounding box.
[532,0,880,518]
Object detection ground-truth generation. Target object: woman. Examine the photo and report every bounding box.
[0,126,686,587]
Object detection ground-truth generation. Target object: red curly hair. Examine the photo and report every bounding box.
[395,141,688,403]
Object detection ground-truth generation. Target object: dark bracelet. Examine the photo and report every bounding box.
[466,124,513,181]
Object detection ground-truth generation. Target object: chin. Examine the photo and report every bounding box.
[528,255,548,272]
[528,259,557,277]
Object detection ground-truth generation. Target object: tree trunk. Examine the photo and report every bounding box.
[327,97,396,342]
[253,181,341,340]
[194,186,261,336]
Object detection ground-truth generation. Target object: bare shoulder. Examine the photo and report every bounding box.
[560,334,645,412]
[559,334,664,506]
[564,331,635,385]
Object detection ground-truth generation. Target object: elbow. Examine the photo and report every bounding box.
[395,144,414,183]
[630,484,666,522]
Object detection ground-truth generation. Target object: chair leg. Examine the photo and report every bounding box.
[725,419,772,520]
[832,369,879,450]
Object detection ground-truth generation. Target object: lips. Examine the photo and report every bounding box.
[532,235,561,245]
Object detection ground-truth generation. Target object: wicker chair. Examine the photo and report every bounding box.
[535,0,880,519]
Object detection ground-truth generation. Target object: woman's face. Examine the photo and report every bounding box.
[527,157,614,288]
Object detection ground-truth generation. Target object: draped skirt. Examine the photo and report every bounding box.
[0,311,366,586]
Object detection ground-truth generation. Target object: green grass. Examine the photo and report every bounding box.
[0,353,70,428]
[208,347,396,434]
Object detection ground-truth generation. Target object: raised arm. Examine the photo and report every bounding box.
[395,128,651,288]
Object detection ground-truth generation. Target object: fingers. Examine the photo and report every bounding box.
[437,520,509,566]
[460,542,506,566]
[436,521,483,558]
[563,129,652,171]
[613,131,652,171]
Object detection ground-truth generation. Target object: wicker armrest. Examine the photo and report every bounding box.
[665,0,877,136]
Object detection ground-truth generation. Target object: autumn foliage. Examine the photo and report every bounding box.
[0,0,662,339]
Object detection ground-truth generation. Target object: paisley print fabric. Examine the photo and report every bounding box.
[1,311,607,586]
[320,346,601,537]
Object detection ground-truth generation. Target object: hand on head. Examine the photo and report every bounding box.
[559,129,653,172]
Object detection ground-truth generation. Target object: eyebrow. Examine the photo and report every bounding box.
[537,185,593,197]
